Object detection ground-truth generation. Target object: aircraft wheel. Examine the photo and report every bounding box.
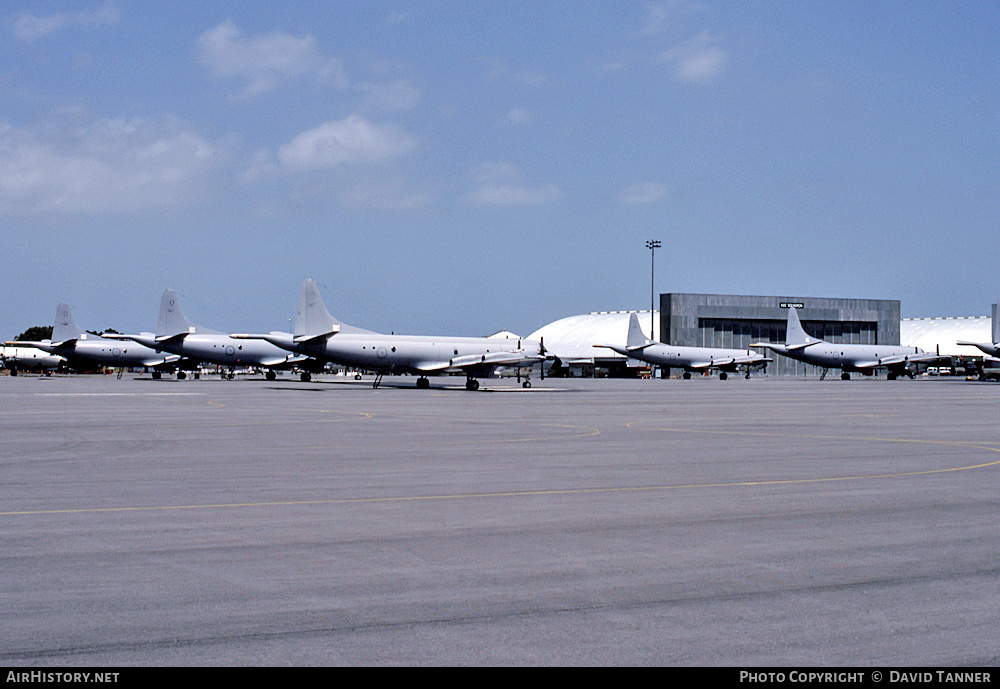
[841,372,850,381]
[523,381,531,388]
[719,372,728,380]
[682,371,691,380]
[177,371,186,380]
[152,371,160,380]
[466,379,480,391]
[416,377,430,389]
[300,371,312,382]
[266,370,276,381]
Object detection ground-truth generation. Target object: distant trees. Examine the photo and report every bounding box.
[14,326,52,341]
[10,326,119,341]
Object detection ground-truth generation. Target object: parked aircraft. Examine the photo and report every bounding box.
[593,312,768,379]
[9,303,177,375]
[752,306,943,380]
[956,302,1000,358]
[1,345,64,375]
[232,278,547,389]
[107,290,313,379]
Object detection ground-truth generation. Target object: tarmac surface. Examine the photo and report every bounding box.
[1,372,998,666]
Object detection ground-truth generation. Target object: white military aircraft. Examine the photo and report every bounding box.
[10,303,177,375]
[1,344,65,375]
[593,312,769,379]
[956,302,1000,358]
[233,278,547,390]
[108,290,313,379]
[752,306,943,380]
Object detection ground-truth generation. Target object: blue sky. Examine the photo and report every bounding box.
[2,1,998,338]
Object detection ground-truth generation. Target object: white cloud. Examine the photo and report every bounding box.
[339,180,430,210]
[358,79,421,112]
[617,182,668,205]
[659,31,727,83]
[506,108,532,125]
[277,115,416,171]
[14,0,120,42]
[0,116,220,217]
[466,163,561,207]
[196,20,347,97]
[643,2,670,37]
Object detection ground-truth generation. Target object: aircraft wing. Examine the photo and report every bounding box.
[415,351,545,373]
[256,355,312,367]
[688,354,769,370]
[140,354,182,367]
[688,358,736,370]
[855,352,949,369]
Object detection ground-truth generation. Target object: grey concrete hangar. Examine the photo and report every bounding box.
[658,293,901,377]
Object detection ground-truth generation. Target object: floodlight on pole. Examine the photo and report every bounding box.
[645,239,661,342]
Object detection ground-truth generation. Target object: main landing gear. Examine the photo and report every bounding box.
[465,378,480,391]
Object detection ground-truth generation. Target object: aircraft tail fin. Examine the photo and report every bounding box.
[626,312,652,348]
[156,289,222,338]
[295,279,374,337]
[52,303,84,343]
[784,306,815,346]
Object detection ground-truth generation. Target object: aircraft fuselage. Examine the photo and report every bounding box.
[766,341,923,372]
[125,333,295,368]
[281,333,543,376]
[601,342,766,372]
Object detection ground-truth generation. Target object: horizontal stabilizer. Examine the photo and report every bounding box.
[48,338,79,350]
[155,332,189,344]
[293,326,340,344]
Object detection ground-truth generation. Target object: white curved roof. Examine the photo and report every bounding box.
[528,311,658,361]
[901,316,990,356]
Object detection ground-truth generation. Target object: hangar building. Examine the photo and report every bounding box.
[529,293,989,377]
[657,293,899,377]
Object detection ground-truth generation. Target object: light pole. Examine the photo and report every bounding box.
[645,239,661,342]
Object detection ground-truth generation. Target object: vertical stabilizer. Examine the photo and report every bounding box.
[52,303,84,343]
[784,307,818,346]
[156,289,222,337]
[993,302,999,344]
[626,312,651,347]
[294,279,373,337]
[295,279,337,337]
